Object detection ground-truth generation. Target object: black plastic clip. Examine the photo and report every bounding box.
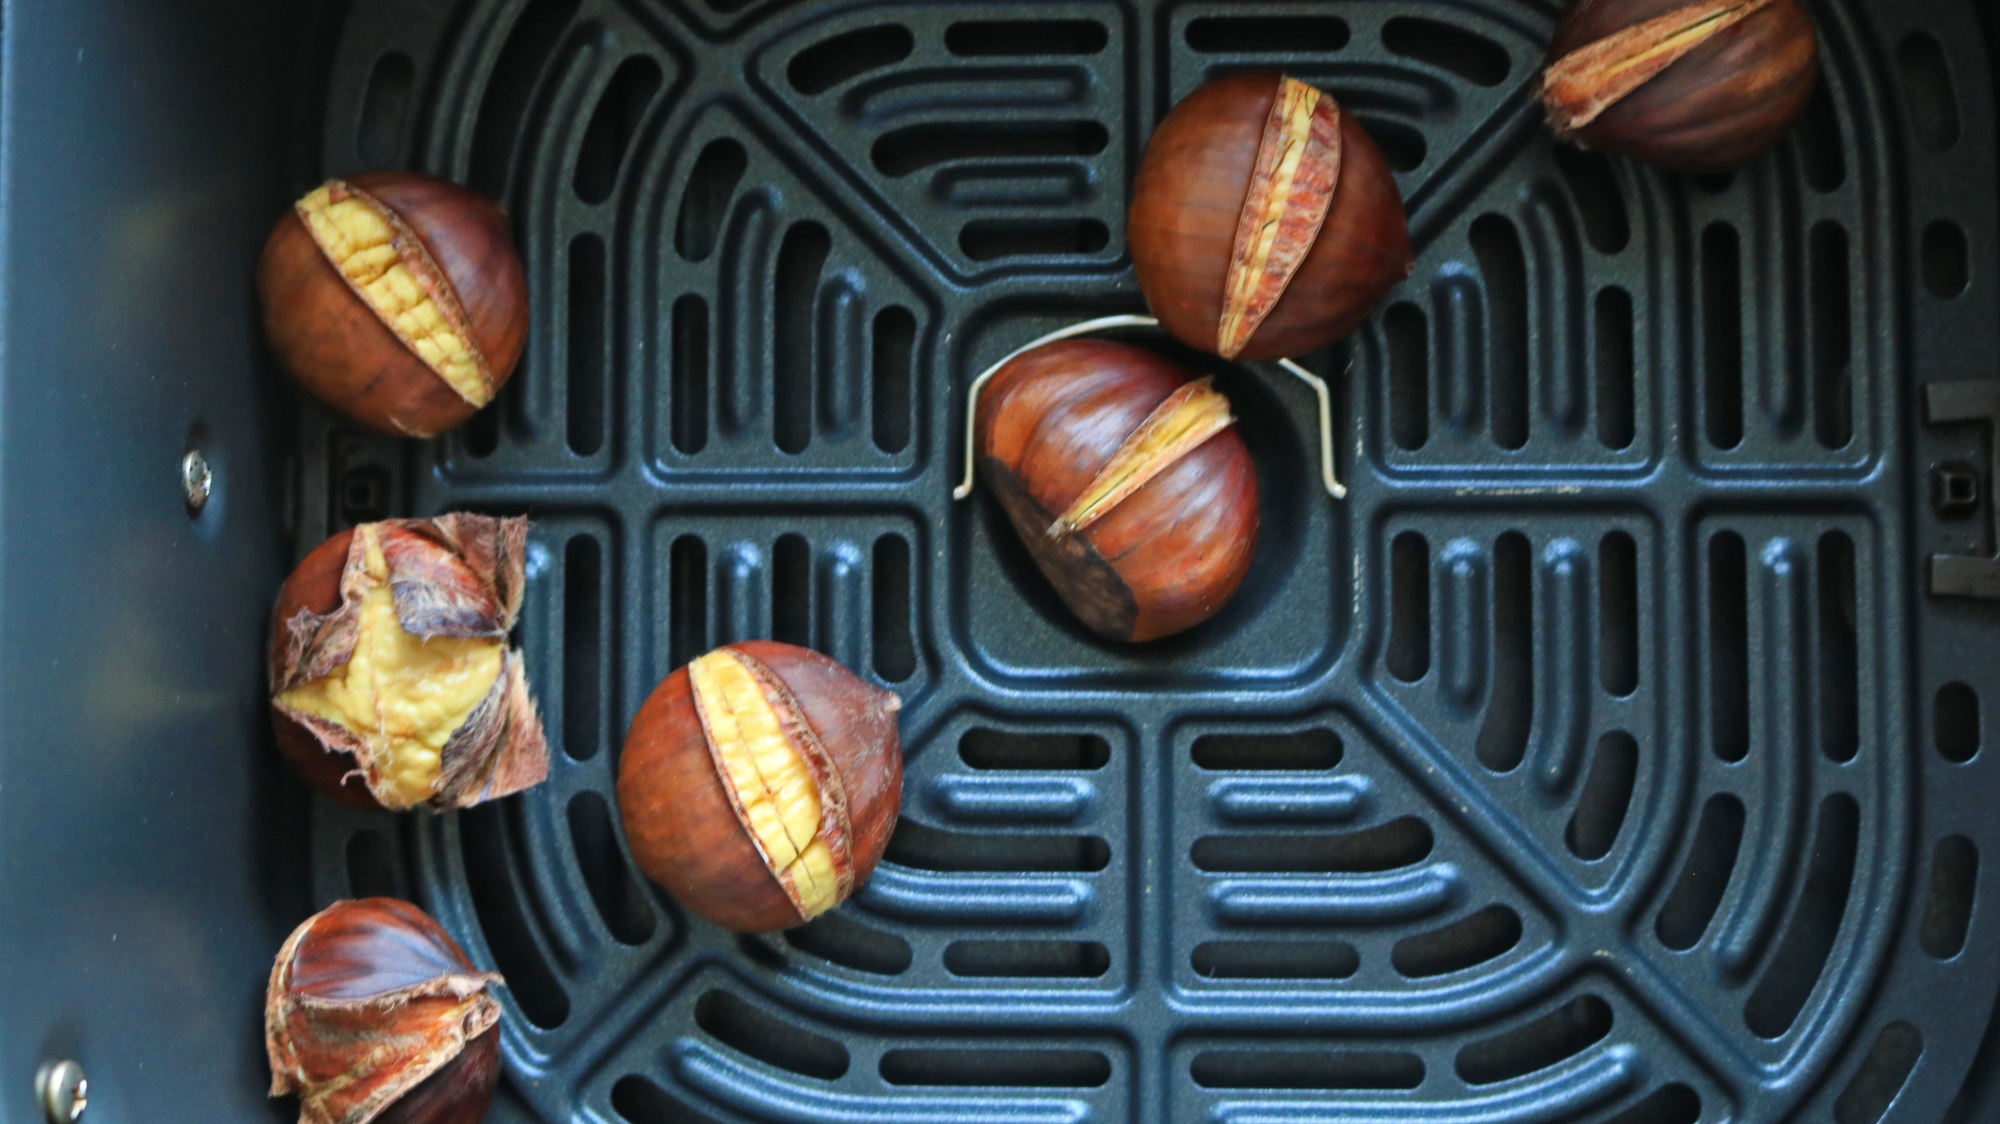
[1922,379,2000,599]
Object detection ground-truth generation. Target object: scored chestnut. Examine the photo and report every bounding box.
[258,172,528,438]
[267,898,503,1124]
[1130,70,1413,362]
[270,515,549,812]
[978,338,1258,643]
[1540,0,1819,173]
[618,641,903,933]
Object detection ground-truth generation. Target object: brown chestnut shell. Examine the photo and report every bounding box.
[258,171,528,439]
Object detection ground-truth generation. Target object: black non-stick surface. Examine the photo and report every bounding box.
[295,0,2000,1120]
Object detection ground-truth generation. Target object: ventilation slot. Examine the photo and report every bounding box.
[946,20,1108,55]
[1191,818,1433,874]
[1477,532,1533,772]
[1836,1022,1924,1124]
[1818,532,1859,762]
[1656,794,1747,950]
[568,791,654,945]
[464,402,501,456]
[675,139,747,263]
[1811,222,1853,448]
[783,910,913,975]
[881,1049,1111,1086]
[671,295,709,453]
[1568,732,1639,861]
[611,1075,720,1124]
[1192,730,1341,771]
[1191,1050,1424,1090]
[567,235,606,455]
[872,307,914,453]
[357,53,414,167]
[1553,146,1629,254]
[774,223,829,454]
[1388,531,1431,683]
[1607,1084,1702,1124]
[772,533,810,647]
[961,219,1110,261]
[1744,794,1861,1038]
[945,940,1109,978]
[788,25,913,95]
[962,729,1110,770]
[1391,904,1523,978]
[872,534,915,682]
[1192,940,1359,980]
[1923,220,1970,298]
[574,56,662,204]
[460,802,570,1028]
[1795,79,1846,191]
[872,121,1108,176]
[1471,216,1528,450]
[1702,223,1744,449]
[1709,532,1750,762]
[1936,682,1980,761]
[1381,18,1509,86]
[1361,118,1428,172]
[1596,531,1639,696]
[1596,287,1635,450]
[1899,32,1961,150]
[345,830,405,900]
[1922,835,1978,959]
[1385,302,1428,450]
[886,820,1108,872]
[563,535,603,759]
[469,0,580,198]
[695,990,848,1079]
[1455,995,1613,1085]
[1185,16,1349,53]
[669,534,708,669]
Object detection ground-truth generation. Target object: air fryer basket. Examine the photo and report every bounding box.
[161,0,2000,1119]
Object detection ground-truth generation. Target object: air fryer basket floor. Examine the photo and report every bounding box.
[293,0,2000,1120]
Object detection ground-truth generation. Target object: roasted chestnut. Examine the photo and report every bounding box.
[267,898,503,1124]
[258,172,528,438]
[618,642,903,933]
[1540,0,1819,172]
[270,515,549,811]
[977,338,1258,642]
[1129,70,1413,362]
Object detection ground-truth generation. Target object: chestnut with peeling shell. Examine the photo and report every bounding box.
[267,898,503,1124]
[619,642,903,933]
[978,338,1258,642]
[258,172,528,438]
[1541,0,1820,172]
[270,515,549,811]
[1130,70,1413,362]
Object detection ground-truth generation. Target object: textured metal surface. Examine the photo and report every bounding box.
[298,0,2000,1121]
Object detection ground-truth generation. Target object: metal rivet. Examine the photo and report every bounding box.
[35,1060,87,1123]
[182,449,212,513]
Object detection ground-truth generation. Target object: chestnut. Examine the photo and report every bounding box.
[258,172,528,438]
[270,515,549,811]
[1540,0,1819,173]
[266,898,503,1124]
[977,338,1258,642]
[1129,71,1413,362]
[618,642,902,933]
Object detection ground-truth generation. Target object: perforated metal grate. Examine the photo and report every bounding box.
[294,0,2000,1120]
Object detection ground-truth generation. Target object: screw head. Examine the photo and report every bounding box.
[34,1060,87,1123]
[182,449,212,513]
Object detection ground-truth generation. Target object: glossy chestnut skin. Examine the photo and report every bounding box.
[1130,70,1412,362]
[618,641,904,933]
[1544,0,1819,173]
[258,171,528,438]
[977,339,1258,642]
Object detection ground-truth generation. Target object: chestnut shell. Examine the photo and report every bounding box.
[617,641,904,933]
[1130,70,1412,362]
[270,528,377,808]
[258,171,528,439]
[977,339,1259,642]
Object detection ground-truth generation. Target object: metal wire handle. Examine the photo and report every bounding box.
[953,314,1347,502]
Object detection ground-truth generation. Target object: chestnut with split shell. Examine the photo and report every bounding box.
[1129,70,1413,363]
[1540,0,1820,172]
[977,338,1259,643]
[258,172,528,438]
[619,641,903,933]
[269,515,549,811]
[266,898,503,1124]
